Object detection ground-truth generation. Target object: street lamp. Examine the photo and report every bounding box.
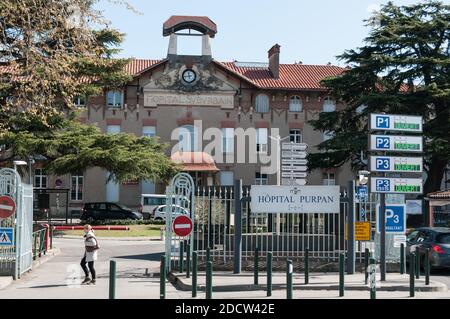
[358,170,370,186]
[13,160,27,171]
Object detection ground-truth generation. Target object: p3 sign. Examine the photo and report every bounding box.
[376,204,406,234]
[370,156,423,173]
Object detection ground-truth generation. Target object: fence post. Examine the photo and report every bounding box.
[415,247,420,279]
[286,259,293,299]
[192,251,198,298]
[364,248,369,284]
[410,252,415,298]
[206,261,213,299]
[369,257,376,299]
[186,243,191,279]
[160,255,166,299]
[305,248,309,284]
[267,252,272,297]
[400,243,405,274]
[33,233,37,260]
[339,253,345,297]
[179,241,184,272]
[206,246,211,263]
[254,247,259,285]
[109,260,116,299]
[425,248,430,286]
[233,179,242,274]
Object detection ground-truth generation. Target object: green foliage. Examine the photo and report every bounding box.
[308,0,450,192]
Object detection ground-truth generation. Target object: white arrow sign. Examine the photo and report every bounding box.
[281,172,308,178]
[281,151,308,158]
[282,179,307,186]
[281,165,308,172]
[282,143,308,151]
[282,159,308,165]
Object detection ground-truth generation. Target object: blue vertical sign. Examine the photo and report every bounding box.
[376,204,406,234]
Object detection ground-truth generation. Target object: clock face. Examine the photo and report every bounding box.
[182,69,196,83]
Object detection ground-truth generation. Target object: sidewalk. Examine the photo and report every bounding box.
[55,235,163,241]
[170,271,447,292]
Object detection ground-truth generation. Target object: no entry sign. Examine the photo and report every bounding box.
[172,215,193,237]
[0,196,16,219]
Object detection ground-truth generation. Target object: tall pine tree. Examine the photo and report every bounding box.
[309,1,449,200]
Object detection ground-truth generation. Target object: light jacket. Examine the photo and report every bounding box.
[84,231,98,262]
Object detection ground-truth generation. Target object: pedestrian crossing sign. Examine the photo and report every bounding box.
[0,227,14,246]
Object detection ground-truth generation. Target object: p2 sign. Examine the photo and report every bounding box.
[376,204,406,234]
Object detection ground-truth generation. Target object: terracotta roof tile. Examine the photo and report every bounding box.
[428,190,450,199]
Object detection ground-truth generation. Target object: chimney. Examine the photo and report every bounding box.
[268,44,280,79]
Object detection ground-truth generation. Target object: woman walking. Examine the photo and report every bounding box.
[80,224,99,285]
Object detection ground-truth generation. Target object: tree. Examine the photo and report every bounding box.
[309,1,450,199]
[0,0,178,182]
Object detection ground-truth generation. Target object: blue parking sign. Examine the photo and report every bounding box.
[377,204,406,234]
[376,116,390,129]
[357,185,368,201]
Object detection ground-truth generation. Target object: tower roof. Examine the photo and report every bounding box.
[163,15,217,38]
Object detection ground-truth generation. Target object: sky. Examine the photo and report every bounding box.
[96,0,422,66]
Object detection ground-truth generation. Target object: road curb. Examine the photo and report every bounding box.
[169,272,447,293]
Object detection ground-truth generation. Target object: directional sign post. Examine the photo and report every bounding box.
[0,227,14,246]
[172,215,193,237]
[0,196,16,219]
[281,142,308,186]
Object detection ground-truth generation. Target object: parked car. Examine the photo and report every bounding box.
[81,202,143,222]
[153,205,189,221]
[139,194,167,220]
[406,227,450,270]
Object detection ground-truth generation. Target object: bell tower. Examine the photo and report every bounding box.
[163,16,217,62]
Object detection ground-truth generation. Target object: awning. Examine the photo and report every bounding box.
[171,152,219,172]
[426,190,450,207]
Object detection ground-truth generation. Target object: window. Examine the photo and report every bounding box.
[221,128,234,153]
[289,96,303,112]
[71,173,83,201]
[256,128,268,153]
[142,126,156,138]
[106,90,123,108]
[141,180,155,194]
[73,96,86,107]
[289,129,302,143]
[323,172,335,185]
[255,94,269,113]
[106,173,119,202]
[34,169,47,189]
[107,125,120,134]
[323,97,336,112]
[179,125,198,152]
[254,172,268,185]
[220,171,234,186]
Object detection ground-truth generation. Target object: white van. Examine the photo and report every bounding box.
[139,194,167,219]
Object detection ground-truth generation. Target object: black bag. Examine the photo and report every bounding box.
[85,236,99,252]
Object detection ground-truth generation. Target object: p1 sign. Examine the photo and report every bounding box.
[370,114,422,133]
[376,204,406,234]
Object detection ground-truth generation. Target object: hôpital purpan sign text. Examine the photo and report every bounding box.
[250,185,340,214]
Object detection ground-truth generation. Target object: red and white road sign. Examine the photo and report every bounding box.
[172,215,193,237]
[0,196,16,219]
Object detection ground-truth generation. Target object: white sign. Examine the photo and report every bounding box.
[144,92,235,109]
[282,159,308,166]
[406,200,422,215]
[250,185,340,214]
[282,179,307,186]
[370,156,423,173]
[370,114,422,133]
[370,135,423,153]
[281,165,308,172]
[282,143,308,151]
[393,235,407,248]
[281,172,308,178]
[282,151,307,158]
[371,177,423,194]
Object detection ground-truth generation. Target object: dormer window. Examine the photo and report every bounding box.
[289,96,303,112]
[323,96,336,112]
[255,94,269,113]
[106,90,123,108]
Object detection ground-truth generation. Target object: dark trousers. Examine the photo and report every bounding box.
[80,255,96,280]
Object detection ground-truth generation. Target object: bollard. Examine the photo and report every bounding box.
[206,261,213,299]
[364,248,369,284]
[339,253,345,297]
[369,257,376,299]
[267,252,272,297]
[186,243,191,279]
[192,251,198,297]
[206,246,211,263]
[254,247,259,285]
[410,252,415,298]
[160,228,164,241]
[425,248,430,286]
[286,259,293,299]
[415,247,420,279]
[33,233,38,260]
[109,260,116,299]
[179,241,184,272]
[305,248,309,285]
[400,244,405,274]
[160,255,166,299]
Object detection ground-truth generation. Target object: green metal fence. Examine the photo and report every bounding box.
[32,227,48,260]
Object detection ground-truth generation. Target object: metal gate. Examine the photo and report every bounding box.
[165,173,195,271]
[0,168,33,279]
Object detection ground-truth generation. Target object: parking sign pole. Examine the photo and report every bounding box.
[380,192,386,281]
